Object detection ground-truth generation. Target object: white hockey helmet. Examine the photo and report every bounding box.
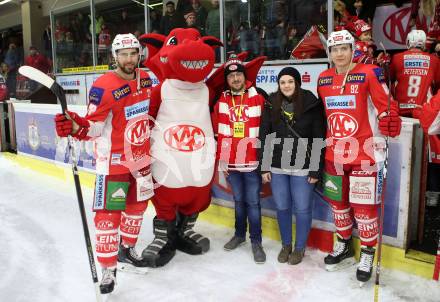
[327,30,355,51]
[406,29,426,49]
[111,33,141,59]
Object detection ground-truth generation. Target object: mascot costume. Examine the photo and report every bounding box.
[138,28,265,267]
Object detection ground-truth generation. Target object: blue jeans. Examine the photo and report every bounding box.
[227,171,262,243]
[270,173,314,250]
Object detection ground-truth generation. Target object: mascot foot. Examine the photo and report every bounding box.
[141,217,176,267]
[175,212,210,255]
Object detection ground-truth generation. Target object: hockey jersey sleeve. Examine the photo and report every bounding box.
[367,66,399,115]
[419,93,440,135]
[82,82,114,139]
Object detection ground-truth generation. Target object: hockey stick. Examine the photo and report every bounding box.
[434,237,440,280]
[18,66,102,302]
[374,45,391,302]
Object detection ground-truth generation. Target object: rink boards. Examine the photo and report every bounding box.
[12,102,423,252]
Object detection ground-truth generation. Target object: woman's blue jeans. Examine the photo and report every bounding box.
[270,173,314,250]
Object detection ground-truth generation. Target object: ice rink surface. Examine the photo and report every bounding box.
[0,155,439,302]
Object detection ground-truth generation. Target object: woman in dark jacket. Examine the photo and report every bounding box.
[259,67,326,265]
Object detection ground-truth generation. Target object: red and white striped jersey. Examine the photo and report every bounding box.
[390,49,440,117]
[84,70,153,175]
[213,81,265,171]
[317,63,399,165]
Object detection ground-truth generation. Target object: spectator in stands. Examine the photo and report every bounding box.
[410,0,440,53]
[3,43,20,98]
[0,62,8,79]
[344,0,378,24]
[206,0,221,61]
[0,70,8,102]
[160,1,185,36]
[150,9,162,33]
[206,0,220,39]
[118,9,135,34]
[43,24,52,58]
[25,46,51,74]
[184,11,198,30]
[287,0,326,38]
[238,22,260,59]
[190,0,208,35]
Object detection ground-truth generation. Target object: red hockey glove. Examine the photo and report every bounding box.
[378,110,401,137]
[54,110,90,139]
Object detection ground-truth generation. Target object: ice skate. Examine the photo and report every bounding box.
[357,246,376,286]
[324,236,356,271]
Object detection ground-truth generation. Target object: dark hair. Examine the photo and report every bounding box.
[166,1,175,6]
[270,78,303,124]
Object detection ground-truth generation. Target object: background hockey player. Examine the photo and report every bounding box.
[317,30,402,283]
[390,29,440,207]
[417,90,440,135]
[54,33,154,294]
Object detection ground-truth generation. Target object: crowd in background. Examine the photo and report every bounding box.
[2,0,440,101]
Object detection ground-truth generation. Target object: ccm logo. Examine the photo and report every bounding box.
[164,125,205,152]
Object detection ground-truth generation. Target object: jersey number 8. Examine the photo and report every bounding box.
[407,75,421,97]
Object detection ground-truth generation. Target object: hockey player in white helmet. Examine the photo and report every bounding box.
[54,33,154,294]
[391,28,440,213]
[317,30,402,284]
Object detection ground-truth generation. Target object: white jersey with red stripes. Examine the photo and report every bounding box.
[84,70,153,175]
[317,63,399,165]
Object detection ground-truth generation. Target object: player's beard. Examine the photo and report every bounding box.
[117,61,136,76]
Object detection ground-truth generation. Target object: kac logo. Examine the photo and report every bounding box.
[328,112,359,138]
[125,119,150,146]
[163,125,205,152]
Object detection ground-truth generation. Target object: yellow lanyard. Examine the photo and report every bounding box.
[283,109,294,122]
[231,92,244,120]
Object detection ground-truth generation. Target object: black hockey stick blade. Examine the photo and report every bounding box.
[18,66,67,113]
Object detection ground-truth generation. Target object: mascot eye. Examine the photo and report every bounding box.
[166,36,178,46]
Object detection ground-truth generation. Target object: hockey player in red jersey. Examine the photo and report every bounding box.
[391,29,440,207]
[317,30,401,283]
[417,91,440,135]
[390,29,440,117]
[54,34,154,294]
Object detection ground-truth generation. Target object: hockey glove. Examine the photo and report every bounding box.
[378,110,401,137]
[54,110,90,139]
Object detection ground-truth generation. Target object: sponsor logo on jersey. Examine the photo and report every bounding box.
[112,84,131,100]
[349,176,376,204]
[327,112,359,138]
[318,76,333,86]
[111,153,121,165]
[89,87,104,105]
[325,95,356,109]
[140,78,152,88]
[164,124,205,152]
[94,174,105,210]
[373,67,385,83]
[124,100,150,120]
[125,118,150,146]
[346,73,366,83]
[404,58,430,69]
[323,173,342,201]
[96,220,114,230]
